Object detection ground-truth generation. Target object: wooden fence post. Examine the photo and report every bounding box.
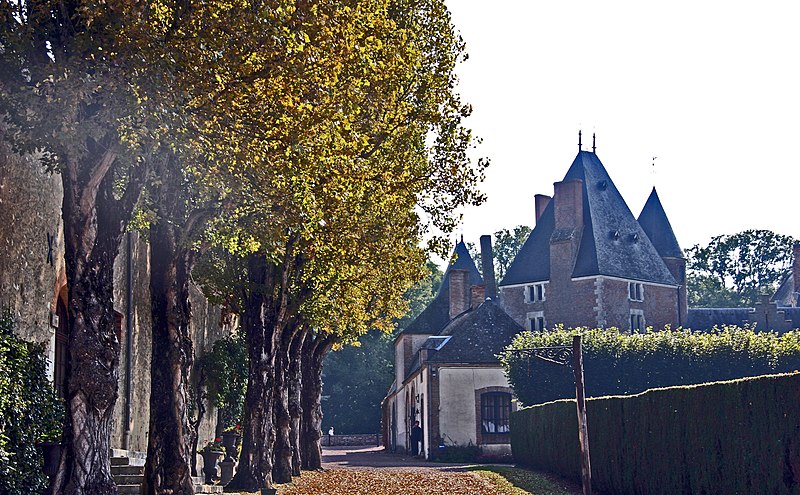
[572,335,592,495]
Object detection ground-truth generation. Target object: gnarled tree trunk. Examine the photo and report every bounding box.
[300,333,335,471]
[288,327,308,476]
[225,253,278,492]
[143,162,196,495]
[54,138,145,495]
[271,321,297,484]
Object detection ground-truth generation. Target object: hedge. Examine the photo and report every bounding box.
[511,372,800,495]
[0,311,64,495]
[501,326,800,406]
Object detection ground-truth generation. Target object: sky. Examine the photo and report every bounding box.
[442,1,800,256]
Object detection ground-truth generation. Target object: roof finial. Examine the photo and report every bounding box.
[592,133,596,153]
[578,130,582,152]
[460,233,464,243]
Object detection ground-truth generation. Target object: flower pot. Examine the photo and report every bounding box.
[201,450,223,484]
[221,431,240,462]
[39,441,63,481]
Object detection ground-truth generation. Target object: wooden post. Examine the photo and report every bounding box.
[572,335,592,495]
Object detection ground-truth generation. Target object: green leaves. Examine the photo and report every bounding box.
[686,229,796,307]
[502,326,800,406]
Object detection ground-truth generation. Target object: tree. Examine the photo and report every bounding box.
[466,225,531,281]
[322,262,443,435]
[686,230,796,307]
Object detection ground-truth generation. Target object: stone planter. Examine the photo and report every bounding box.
[201,450,223,484]
[219,459,236,485]
[39,441,63,482]
[221,431,240,462]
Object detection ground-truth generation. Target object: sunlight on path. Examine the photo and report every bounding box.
[278,469,506,495]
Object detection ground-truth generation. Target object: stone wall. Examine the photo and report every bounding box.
[0,135,64,345]
[1,138,230,454]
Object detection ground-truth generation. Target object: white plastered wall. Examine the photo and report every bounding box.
[437,367,509,446]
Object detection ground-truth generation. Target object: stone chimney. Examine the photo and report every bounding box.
[794,243,800,306]
[449,269,469,320]
[479,235,497,300]
[535,194,551,225]
[470,285,486,310]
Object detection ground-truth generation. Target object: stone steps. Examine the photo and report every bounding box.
[110,449,225,494]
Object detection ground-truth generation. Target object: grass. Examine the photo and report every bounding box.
[468,465,581,495]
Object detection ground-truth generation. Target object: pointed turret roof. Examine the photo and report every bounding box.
[401,239,483,335]
[501,151,678,286]
[638,187,684,259]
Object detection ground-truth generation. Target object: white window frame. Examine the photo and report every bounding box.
[526,311,546,331]
[524,283,546,303]
[630,309,645,332]
[628,282,644,302]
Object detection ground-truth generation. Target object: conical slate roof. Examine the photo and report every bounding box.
[638,187,683,259]
[402,240,483,335]
[501,151,678,287]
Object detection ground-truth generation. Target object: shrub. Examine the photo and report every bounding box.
[0,310,65,495]
[511,372,800,495]
[432,443,481,463]
[501,325,800,405]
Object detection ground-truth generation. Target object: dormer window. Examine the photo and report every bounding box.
[525,283,545,303]
[628,282,644,302]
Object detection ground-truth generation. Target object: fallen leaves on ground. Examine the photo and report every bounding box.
[276,469,511,495]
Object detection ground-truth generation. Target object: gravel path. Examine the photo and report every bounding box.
[321,445,474,471]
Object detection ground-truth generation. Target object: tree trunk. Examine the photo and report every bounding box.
[288,328,307,476]
[272,321,298,483]
[143,198,195,495]
[54,139,144,495]
[225,253,278,492]
[300,334,335,471]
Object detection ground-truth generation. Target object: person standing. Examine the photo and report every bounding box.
[410,421,422,456]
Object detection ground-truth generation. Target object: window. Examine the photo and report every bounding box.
[525,283,545,303]
[628,282,644,301]
[480,393,511,434]
[630,310,644,332]
[527,311,546,331]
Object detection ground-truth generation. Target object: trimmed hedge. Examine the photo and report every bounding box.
[501,326,800,406]
[511,372,800,495]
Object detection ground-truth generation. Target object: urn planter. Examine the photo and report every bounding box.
[201,450,223,484]
[221,431,240,462]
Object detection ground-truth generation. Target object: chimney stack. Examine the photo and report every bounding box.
[449,269,469,319]
[470,285,486,310]
[480,235,497,299]
[793,243,800,307]
[535,194,551,225]
[553,179,583,232]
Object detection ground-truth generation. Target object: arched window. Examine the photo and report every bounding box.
[480,392,511,435]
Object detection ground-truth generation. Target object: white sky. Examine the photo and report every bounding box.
[445,0,800,255]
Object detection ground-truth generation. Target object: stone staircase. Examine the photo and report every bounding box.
[110,449,223,494]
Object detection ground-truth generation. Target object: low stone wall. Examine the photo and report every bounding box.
[323,434,380,447]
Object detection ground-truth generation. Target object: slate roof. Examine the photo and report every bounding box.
[685,308,751,330]
[401,240,483,335]
[772,274,796,307]
[501,151,678,287]
[426,299,524,365]
[638,188,684,259]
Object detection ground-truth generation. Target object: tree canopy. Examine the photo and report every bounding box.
[686,230,796,307]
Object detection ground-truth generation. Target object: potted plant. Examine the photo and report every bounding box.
[37,391,66,483]
[221,424,241,462]
[200,438,224,484]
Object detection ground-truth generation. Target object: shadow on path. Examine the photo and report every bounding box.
[321,446,473,472]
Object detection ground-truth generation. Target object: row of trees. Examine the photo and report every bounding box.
[0,1,486,494]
